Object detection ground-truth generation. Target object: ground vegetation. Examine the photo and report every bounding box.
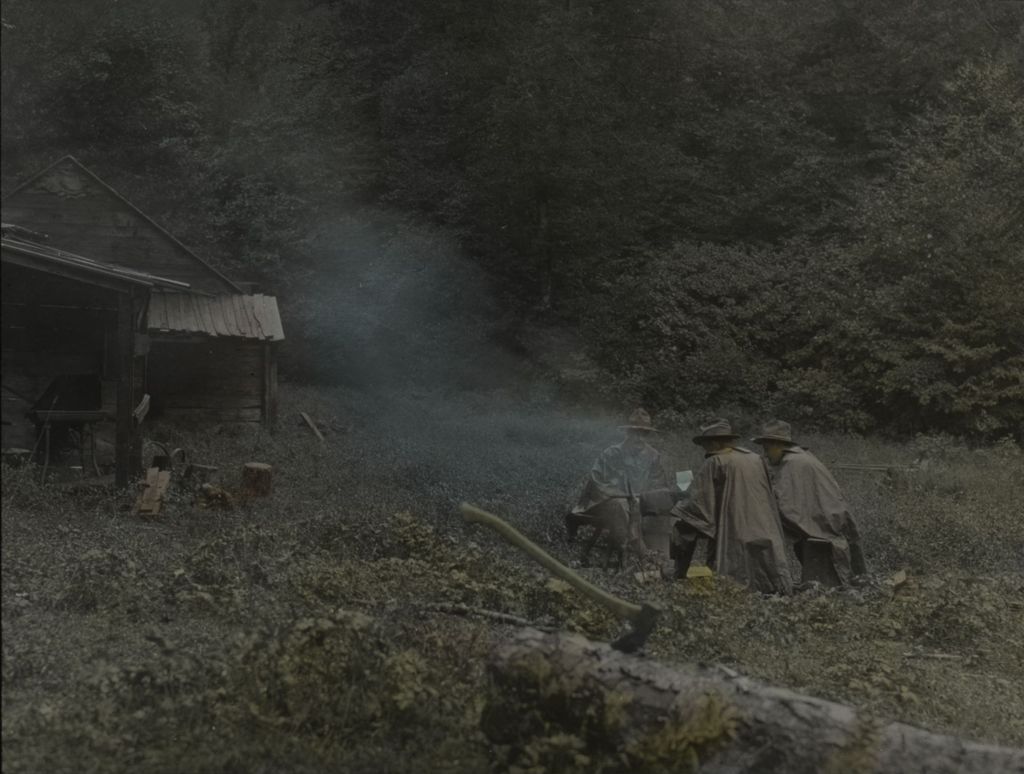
[2,384,1022,772]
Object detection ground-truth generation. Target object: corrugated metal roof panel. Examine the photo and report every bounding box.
[240,296,264,338]
[148,291,284,341]
[198,296,217,336]
[232,299,252,338]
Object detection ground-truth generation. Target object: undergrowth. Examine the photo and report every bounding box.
[2,383,1022,772]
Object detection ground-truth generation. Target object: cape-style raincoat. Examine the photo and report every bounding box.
[770,446,863,584]
[572,439,674,546]
[672,447,793,594]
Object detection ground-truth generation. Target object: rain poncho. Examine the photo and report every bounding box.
[572,439,674,546]
[770,446,864,584]
[672,447,793,594]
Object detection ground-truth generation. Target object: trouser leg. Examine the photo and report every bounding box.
[580,527,603,565]
[564,512,588,542]
[671,524,700,580]
[626,501,647,554]
[849,541,868,576]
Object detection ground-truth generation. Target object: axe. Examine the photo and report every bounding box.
[460,502,661,653]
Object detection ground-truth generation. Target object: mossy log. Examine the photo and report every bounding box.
[484,629,1024,774]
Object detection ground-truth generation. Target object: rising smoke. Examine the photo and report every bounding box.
[279,210,691,539]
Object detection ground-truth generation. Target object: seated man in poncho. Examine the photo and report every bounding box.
[753,419,867,585]
[670,419,794,595]
[566,408,675,563]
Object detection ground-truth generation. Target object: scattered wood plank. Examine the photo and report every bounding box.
[299,411,326,442]
[134,466,171,516]
[486,629,1024,774]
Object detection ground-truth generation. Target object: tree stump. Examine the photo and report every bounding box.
[484,629,1023,774]
[241,462,273,497]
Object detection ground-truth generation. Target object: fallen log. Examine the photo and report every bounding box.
[483,629,1023,774]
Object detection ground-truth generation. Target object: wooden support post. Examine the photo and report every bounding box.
[114,292,135,488]
[129,355,146,479]
[262,342,278,428]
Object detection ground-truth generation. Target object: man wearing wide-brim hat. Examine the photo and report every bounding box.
[669,418,794,594]
[566,408,675,566]
[753,420,867,583]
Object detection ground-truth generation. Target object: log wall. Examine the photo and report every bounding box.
[147,339,269,425]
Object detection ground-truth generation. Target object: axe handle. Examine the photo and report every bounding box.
[460,502,642,622]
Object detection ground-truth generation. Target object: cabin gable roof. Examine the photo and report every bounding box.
[1,156,241,294]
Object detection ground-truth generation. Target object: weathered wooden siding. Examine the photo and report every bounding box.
[2,158,236,293]
[148,340,267,424]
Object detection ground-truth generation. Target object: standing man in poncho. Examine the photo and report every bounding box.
[670,419,793,594]
[753,419,867,584]
[566,408,675,560]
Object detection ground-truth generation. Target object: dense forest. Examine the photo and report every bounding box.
[2,0,1022,438]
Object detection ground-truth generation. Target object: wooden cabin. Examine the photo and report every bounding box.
[1,156,284,427]
[1,229,189,486]
[146,291,283,425]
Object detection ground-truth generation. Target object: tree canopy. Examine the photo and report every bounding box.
[2,0,1021,438]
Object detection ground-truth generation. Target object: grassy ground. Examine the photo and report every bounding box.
[2,383,1023,773]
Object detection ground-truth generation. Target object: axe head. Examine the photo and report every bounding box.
[610,602,661,653]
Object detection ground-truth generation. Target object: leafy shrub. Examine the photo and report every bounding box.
[57,549,142,614]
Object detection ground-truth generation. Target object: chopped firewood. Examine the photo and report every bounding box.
[199,482,235,510]
[134,466,171,517]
